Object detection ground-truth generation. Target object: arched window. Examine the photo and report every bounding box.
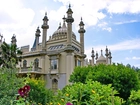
[23,60,27,68]
[34,58,39,68]
[52,79,58,91]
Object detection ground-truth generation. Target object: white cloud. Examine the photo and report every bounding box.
[132,57,140,60]
[0,0,35,47]
[85,38,140,59]
[125,57,131,60]
[114,20,138,25]
[102,27,112,32]
[98,22,108,27]
[107,0,140,14]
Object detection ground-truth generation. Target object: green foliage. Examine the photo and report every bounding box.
[48,80,124,105]
[0,59,24,105]
[26,77,54,105]
[0,42,22,67]
[127,90,140,105]
[70,64,140,100]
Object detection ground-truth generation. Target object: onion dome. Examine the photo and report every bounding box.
[52,16,76,40]
[96,50,106,64]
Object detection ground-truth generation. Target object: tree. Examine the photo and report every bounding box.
[69,64,140,100]
[0,42,22,67]
[0,59,24,105]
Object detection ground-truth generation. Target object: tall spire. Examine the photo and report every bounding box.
[101,49,103,55]
[11,34,17,45]
[91,48,95,65]
[62,15,66,28]
[95,51,98,60]
[41,12,49,51]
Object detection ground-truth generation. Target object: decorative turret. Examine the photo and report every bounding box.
[95,51,98,60]
[66,4,74,23]
[78,17,86,55]
[41,12,49,51]
[31,27,41,51]
[0,34,3,43]
[105,46,109,64]
[35,27,41,50]
[11,34,17,45]
[66,4,74,47]
[91,48,95,65]
[108,50,112,64]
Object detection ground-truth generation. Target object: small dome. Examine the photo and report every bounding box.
[96,55,106,62]
[96,50,106,64]
[51,19,76,40]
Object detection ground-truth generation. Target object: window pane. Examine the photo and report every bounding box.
[51,59,58,69]
[78,60,81,66]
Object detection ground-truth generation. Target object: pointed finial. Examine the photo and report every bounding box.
[63,15,66,22]
[81,17,82,21]
[92,48,94,53]
[101,49,103,55]
[69,4,71,8]
[59,22,61,26]
[45,12,47,16]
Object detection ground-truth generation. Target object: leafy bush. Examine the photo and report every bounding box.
[127,90,140,105]
[70,64,140,100]
[0,59,24,105]
[26,77,54,105]
[48,80,124,105]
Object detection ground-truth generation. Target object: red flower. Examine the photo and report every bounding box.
[23,85,30,93]
[66,102,73,105]
[18,88,25,97]
[18,85,30,97]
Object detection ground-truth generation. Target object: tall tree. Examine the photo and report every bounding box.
[0,41,22,67]
[69,64,140,100]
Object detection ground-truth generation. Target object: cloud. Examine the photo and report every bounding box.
[85,38,140,59]
[107,0,140,14]
[132,57,140,60]
[102,27,112,32]
[98,22,108,27]
[114,20,138,25]
[0,0,35,47]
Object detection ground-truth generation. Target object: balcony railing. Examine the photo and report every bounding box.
[21,67,42,72]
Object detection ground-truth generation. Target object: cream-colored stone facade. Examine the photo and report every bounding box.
[18,6,87,90]
[0,6,112,90]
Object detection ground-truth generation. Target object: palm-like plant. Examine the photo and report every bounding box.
[0,41,22,67]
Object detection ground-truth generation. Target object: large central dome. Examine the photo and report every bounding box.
[51,17,76,40]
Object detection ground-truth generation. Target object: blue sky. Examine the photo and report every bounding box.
[0,0,140,68]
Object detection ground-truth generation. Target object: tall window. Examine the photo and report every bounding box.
[23,60,27,68]
[52,79,58,91]
[77,60,81,66]
[51,59,58,70]
[34,58,39,68]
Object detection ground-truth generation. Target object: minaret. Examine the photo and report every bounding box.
[108,50,112,64]
[11,34,17,45]
[66,4,74,47]
[105,46,109,64]
[0,34,3,45]
[95,51,98,61]
[65,4,74,85]
[35,27,41,50]
[62,15,66,28]
[78,17,86,66]
[78,17,86,54]
[91,48,95,65]
[41,12,49,51]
